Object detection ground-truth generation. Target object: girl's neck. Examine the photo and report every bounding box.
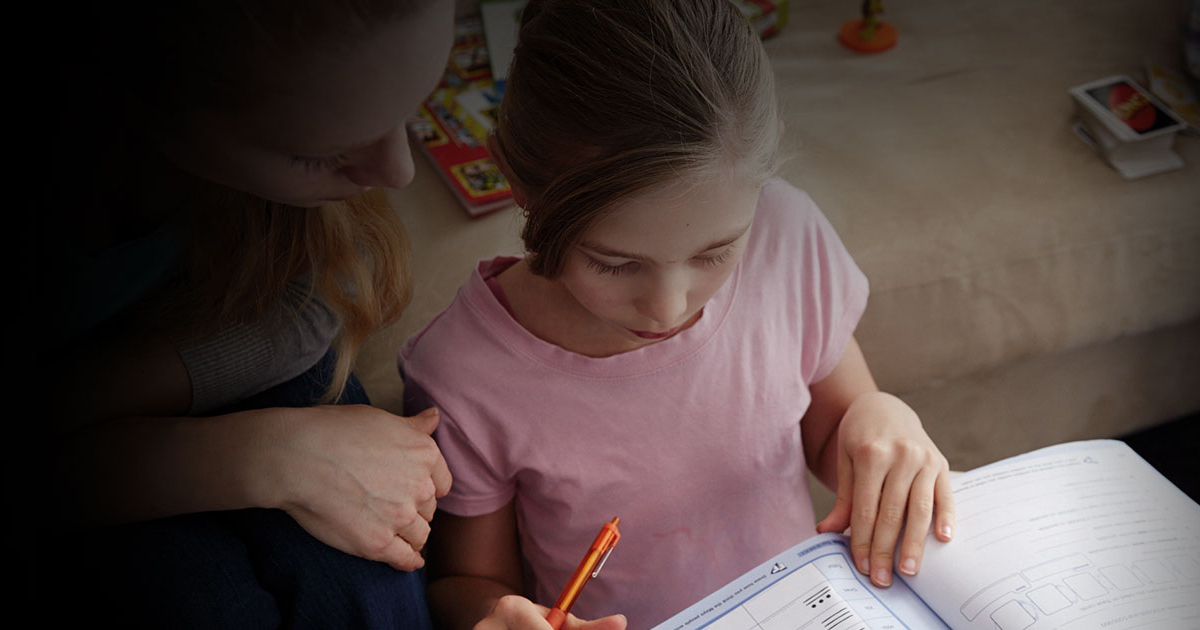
[496,259,647,358]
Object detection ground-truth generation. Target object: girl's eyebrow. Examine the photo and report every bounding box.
[580,222,752,261]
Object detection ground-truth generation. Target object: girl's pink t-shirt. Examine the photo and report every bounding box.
[399,178,869,628]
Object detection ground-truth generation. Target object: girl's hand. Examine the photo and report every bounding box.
[476,595,627,630]
[814,392,955,588]
[257,404,452,571]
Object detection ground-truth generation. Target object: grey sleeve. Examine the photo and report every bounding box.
[174,275,341,415]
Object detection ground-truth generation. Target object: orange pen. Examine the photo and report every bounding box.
[545,517,621,630]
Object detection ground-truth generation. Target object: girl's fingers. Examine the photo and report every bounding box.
[569,614,628,630]
[933,469,956,542]
[848,448,889,580]
[816,446,855,535]
[897,467,938,578]
[867,463,919,587]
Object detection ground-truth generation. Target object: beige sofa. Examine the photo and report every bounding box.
[355,0,1200,512]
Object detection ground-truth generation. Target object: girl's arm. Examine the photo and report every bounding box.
[800,336,955,588]
[426,502,527,628]
[426,503,627,630]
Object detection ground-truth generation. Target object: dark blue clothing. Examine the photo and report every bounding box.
[71,351,433,630]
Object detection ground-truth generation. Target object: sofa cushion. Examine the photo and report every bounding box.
[767,0,1200,393]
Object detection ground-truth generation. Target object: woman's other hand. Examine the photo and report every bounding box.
[262,404,452,570]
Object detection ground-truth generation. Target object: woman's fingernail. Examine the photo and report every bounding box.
[858,557,870,575]
[940,524,953,539]
[900,558,917,575]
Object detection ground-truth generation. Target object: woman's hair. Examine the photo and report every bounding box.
[167,186,412,405]
[67,0,437,403]
[493,0,782,278]
[101,0,439,113]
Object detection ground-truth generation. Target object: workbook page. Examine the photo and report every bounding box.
[651,534,949,630]
[904,440,1200,630]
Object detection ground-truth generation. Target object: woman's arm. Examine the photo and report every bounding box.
[50,325,451,571]
[55,403,450,571]
[800,336,955,588]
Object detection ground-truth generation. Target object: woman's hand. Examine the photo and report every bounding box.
[475,595,627,630]
[814,392,955,587]
[258,404,452,571]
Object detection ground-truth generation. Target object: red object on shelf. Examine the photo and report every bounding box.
[838,18,897,53]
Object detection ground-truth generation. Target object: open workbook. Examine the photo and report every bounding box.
[651,440,1200,630]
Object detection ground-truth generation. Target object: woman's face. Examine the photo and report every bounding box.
[145,2,454,207]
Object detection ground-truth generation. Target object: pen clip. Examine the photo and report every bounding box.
[591,544,616,579]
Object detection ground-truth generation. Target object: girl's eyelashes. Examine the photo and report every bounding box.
[697,247,734,267]
[290,154,347,172]
[587,258,635,276]
[585,246,736,276]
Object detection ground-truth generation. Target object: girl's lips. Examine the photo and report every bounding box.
[630,326,681,340]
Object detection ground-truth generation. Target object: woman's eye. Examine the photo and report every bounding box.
[587,259,635,276]
[291,154,347,172]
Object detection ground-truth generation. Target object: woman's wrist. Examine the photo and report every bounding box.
[228,406,305,512]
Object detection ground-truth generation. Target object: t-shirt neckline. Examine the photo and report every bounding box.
[465,255,741,378]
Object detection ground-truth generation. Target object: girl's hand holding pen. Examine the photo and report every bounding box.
[814,392,956,588]
[477,596,627,630]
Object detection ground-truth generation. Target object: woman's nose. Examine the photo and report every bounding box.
[341,126,416,189]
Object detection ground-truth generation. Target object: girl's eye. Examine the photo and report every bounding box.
[696,248,734,267]
[587,258,636,276]
[291,154,347,172]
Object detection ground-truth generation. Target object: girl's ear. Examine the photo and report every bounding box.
[487,132,528,208]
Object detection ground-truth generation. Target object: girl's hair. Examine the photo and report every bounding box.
[493,0,782,278]
[64,0,437,403]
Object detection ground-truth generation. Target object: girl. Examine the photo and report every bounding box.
[33,0,454,626]
[399,1,955,628]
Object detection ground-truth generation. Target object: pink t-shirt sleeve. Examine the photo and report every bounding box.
[431,411,516,516]
[759,179,869,385]
[400,314,519,518]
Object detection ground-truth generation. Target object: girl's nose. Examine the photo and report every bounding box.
[638,274,690,327]
[341,126,416,189]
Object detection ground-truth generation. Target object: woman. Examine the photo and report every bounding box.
[28,1,457,627]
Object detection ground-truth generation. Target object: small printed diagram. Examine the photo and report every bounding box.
[706,554,902,630]
[452,158,509,198]
[957,552,1200,629]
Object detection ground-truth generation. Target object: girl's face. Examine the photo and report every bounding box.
[145,2,454,207]
[557,174,761,353]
